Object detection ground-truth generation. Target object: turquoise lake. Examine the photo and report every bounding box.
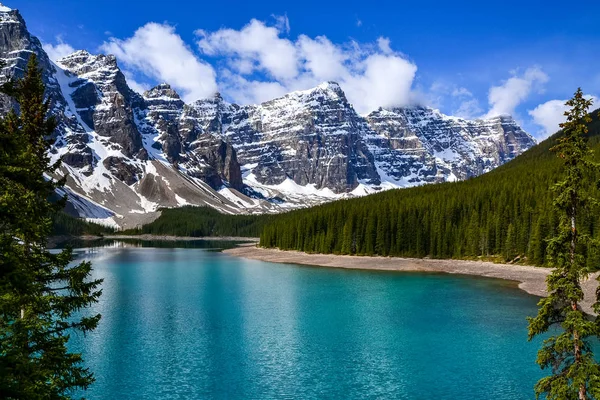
[69,244,545,399]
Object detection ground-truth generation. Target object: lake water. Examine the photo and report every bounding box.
[69,244,545,399]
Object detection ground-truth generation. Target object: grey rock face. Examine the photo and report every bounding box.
[138,83,243,189]
[102,156,141,185]
[191,82,380,192]
[186,134,243,190]
[141,83,184,163]
[189,83,536,193]
[0,7,89,163]
[59,51,144,158]
[0,4,537,222]
[366,107,536,184]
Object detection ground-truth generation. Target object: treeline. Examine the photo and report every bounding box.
[259,110,600,268]
[128,206,272,237]
[51,211,115,236]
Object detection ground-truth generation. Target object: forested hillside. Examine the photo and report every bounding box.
[128,206,272,237]
[52,212,115,236]
[259,110,600,268]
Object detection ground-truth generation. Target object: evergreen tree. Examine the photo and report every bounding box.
[527,89,600,399]
[0,55,102,398]
[258,105,600,267]
[341,217,354,254]
[504,223,517,261]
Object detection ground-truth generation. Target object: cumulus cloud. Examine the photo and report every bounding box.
[343,53,417,113]
[528,95,597,139]
[197,19,298,80]
[100,23,217,102]
[484,67,548,118]
[218,71,288,104]
[196,19,417,113]
[43,37,75,62]
[296,35,347,81]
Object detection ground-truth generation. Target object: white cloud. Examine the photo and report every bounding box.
[342,53,417,113]
[528,95,597,139]
[197,19,299,80]
[377,37,392,54]
[196,19,417,113]
[484,67,548,118]
[272,14,290,35]
[101,23,217,102]
[297,35,347,81]
[43,37,75,62]
[356,19,363,27]
[218,70,288,104]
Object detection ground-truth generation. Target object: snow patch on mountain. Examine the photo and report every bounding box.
[0,5,538,227]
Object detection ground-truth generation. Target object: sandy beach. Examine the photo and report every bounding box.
[224,244,600,314]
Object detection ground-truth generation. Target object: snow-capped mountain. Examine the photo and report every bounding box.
[365,107,535,186]
[0,4,536,227]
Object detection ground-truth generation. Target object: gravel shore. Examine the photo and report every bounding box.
[224,244,599,314]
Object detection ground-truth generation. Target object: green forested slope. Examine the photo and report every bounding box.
[51,212,115,236]
[259,110,600,268]
[129,206,272,237]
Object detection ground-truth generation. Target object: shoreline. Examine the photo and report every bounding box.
[81,234,259,242]
[224,245,599,314]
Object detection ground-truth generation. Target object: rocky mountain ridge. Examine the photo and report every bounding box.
[0,4,537,228]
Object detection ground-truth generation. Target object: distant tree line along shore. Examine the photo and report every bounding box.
[258,110,600,268]
[56,110,600,269]
[52,206,272,238]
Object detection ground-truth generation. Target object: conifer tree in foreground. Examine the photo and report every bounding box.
[0,55,102,398]
[527,89,600,399]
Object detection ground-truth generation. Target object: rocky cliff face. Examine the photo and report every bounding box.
[137,82,243,190]
[365,107,536,185]
[191,82,380,193]
[189,84,535,196]
[0,5,255,228]
[0,4,537,227]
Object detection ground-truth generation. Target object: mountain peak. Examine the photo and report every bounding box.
[489,113,515,121]
[68,49,91,57]
[282,81,346,103]
[57,49,91,64]
[58,50,119,71]
[312,81,344,97]
[0,3,22,25]
[0,3,539,224]
[316,81,341,90]
[143,83,182,100]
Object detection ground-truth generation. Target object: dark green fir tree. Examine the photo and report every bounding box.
[0,54,102,399]
[527,88,600,399]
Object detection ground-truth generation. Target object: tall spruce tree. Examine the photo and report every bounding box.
[527,88,600,399]
[0,55,102,398]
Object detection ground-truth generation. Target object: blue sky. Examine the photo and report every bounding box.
[9,0,600,139]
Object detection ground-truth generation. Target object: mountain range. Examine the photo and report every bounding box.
[0,4,536,228]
